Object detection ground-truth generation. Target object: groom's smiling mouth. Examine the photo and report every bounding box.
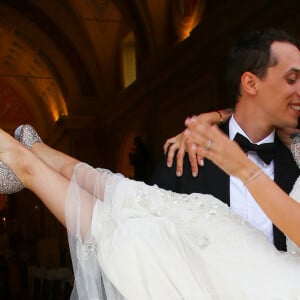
[289,103,300,112]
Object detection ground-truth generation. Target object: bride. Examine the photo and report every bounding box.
[1,124,300,299]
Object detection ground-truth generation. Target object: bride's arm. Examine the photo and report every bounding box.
[185,124,300,247]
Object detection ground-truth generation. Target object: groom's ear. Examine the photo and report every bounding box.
[240,72,258,95]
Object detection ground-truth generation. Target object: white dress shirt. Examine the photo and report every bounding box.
[229,116,275,243]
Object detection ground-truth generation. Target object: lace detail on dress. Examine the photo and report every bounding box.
[288,134,300,256]
[76,235,97,260]
[291,133,300,169]
[132,183,232,216]
[288,176,300,256]
[121,181,251,252]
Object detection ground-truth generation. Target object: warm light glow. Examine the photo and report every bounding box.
[121,32,136,88]
[173,0,206,41]
[49,97,68,122]
[181,18,198,39]
[40,81,68,122]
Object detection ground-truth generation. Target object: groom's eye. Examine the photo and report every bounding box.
[287,78,296,84]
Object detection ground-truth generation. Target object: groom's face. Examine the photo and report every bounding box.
[256,41,300,129]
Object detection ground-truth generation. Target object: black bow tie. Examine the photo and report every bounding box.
[233,133,275,164]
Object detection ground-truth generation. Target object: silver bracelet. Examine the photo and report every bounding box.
[244,169,263,186]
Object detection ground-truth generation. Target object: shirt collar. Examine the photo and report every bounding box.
[229,115,275,144]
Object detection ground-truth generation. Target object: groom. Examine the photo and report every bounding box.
[150,29,300,251]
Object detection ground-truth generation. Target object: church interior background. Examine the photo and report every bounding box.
[0,0,300,298]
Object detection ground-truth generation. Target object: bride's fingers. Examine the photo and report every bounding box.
[184,125,231,163]
[195,126,251,177]
[184,121,220,146]
[191,126,221,157]
[184,128,208,149]
[163,138,173,155]
[184,125,240,177]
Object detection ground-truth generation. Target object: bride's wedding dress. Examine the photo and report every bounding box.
[66,163,300,300]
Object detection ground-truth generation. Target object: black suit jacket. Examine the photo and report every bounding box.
[150,122,300,251]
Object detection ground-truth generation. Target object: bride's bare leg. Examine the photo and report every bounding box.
[0,129,94,234]
[31,142,79,180]
[15,126,107,201]
[15,124,79,180]
[30,143,104,199]
[17,125,102,197]
[1,130,71,226]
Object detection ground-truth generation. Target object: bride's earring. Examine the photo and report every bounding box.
[14,125,43,149]
[290,133,300,169]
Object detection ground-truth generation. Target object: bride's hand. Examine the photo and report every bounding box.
[163,109,233,177]
[184,124,254,182]
[163,129,200,177]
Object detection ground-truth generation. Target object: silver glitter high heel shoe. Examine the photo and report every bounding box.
[14,124,43,149]
[0,124,44,195]
[0,161,24,194]
[0,125,43,194]
[0,127,26,194]
[290,133,300,168]
[0,125,42,194]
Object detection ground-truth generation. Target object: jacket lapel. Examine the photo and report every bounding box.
[273,134,300,193]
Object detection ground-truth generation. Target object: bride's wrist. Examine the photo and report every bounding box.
[215,108,233,124]
[243,168,263,186]
[238,166,263,186]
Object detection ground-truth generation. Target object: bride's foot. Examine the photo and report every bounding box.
[0,128,25,194]
[0,125,45,195]
[14,125,43,149]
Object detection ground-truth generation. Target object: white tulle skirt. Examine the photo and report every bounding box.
[66,163,300,300]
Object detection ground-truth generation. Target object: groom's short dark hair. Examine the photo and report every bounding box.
[224,29,300,105]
